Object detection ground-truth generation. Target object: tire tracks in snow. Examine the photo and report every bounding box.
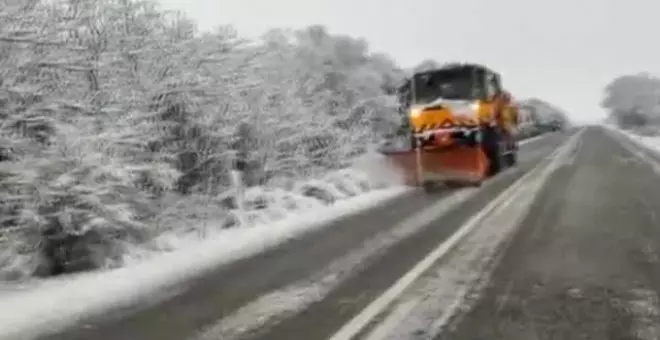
[192,135,570,340]
[193,189,476,340]
[200,139,568,339]
[337,128,585,340]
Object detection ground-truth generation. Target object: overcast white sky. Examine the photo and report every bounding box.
[157,0,660,123]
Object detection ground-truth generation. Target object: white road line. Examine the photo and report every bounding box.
[364,129,585,340]
[328,129,584,340]
[519,132,556,146]
[559,136,580,167]
[362,298,421,340]
[424,128,585,338]
[193,189,479,340]
[195,132,574,340]
[357,184,523,340]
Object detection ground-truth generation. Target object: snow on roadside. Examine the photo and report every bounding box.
[126,151,406,261]
[0,134,552,339]
[0,153,410,340]
[193,188,478,340]
[617,128,660,154]
[602,123,660,162]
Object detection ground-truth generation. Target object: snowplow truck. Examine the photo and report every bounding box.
[381,63,520,188]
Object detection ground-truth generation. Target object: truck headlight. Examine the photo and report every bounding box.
[409,108,422,118]
[470,102,481,112]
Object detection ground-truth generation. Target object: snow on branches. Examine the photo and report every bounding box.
[0,0,405,278]
[602,73,660,130]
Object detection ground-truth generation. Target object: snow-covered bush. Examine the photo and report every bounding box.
[0,0,406,278]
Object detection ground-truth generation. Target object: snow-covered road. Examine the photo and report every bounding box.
[12,130,567,340]
[12,122,660,340]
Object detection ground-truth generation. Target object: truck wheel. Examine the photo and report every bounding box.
[422,180,443,193]
[504,149,517,167]
[481,126,502,176]
[465,178,483,187]
[503,139,518,167]
[410,134,418,149]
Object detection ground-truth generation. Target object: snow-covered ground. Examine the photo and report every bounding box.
[0,152,411,340]
[621,130,660,154]
[347,129,582,340]
[194,185,478,340]
[602,123,660,155]
[0,134,552,340]
[121,151,408,264]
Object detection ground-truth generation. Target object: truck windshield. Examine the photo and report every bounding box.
[412,68,481,104]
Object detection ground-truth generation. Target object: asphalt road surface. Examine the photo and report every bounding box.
[35,126,660,340]
[439,127,660,340]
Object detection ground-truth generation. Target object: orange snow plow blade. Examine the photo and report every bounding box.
[381,145,489,187]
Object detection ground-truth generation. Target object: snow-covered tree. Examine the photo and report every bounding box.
[0,0,406,278]
[601,73,660,128]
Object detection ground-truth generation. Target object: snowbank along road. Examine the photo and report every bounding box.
[33,125,660,340]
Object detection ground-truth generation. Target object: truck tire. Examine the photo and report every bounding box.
[504,149,517,167]
[481,126,502,176]
[503,139,518,167]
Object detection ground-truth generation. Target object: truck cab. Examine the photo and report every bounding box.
[399,64,518,144]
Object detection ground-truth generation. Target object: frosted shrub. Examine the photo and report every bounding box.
[0,0,411,279]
